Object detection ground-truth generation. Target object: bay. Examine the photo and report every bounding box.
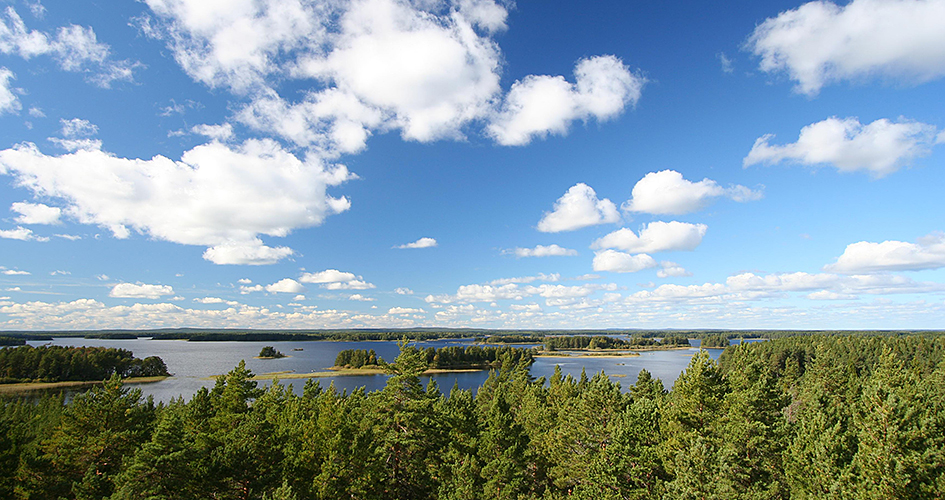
[24,337,724,402]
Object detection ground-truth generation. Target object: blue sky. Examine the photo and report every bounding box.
[0,0,943,330]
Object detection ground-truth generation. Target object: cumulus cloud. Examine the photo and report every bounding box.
[191,123,234,141]
[0,138,354,264]
[825,232,945,273]
[537,183,619,233]
[110,282,175,299]
[488,55,644,145]
[511,244,577,257]
[48,118,103,152]
[744,117,940,177]
[0,67,20,114]
[142,0,641,154]
[0,6,138,87]
[394,287,413,295]
[1,269,29,275]
[348,294,374,301]
[299,268,375,290]
[265,278,306,293]
[426,280,613,304]
[657,261,691,278]
[10,202,60,224]
[746,0,945,96]
[624,170,762,215]
[592,221,707,253]
[194,297,225,304]
[388,306,424,314]
[300,269,357,283]
[0,226,47,241]
[396,237,437,249]
[592,250,658,273]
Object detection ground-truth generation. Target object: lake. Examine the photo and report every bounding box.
[23,337,726,402]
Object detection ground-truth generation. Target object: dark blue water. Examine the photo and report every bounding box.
[24,337,725,402]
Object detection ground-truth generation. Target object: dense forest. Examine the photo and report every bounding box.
[335,345,536,371]
[0,346,169,383]
[2,335,944,499]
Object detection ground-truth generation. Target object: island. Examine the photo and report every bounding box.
[256,345,286,359]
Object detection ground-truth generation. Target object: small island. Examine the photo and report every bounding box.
[256,346,286,359]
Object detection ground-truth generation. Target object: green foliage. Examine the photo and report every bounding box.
[258,346,285,359]
[2,335,945,499]
[0,345,169,383]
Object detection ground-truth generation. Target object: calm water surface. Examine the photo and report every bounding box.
[25,337,724,402]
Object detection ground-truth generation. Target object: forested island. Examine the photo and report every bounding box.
[2,334,944,499]
[0,345,169,385]
[334,345,535,372]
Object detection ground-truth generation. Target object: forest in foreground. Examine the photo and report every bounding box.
[2,335,944,500]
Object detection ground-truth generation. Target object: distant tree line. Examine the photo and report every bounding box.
[2,335,944,499]
[0,337,26,346]
[0,346,169,384]
[482,334,544,344]
[543,335,690,350]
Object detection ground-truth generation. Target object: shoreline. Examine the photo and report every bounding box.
[226,365,492,381]
[0,376,170,394]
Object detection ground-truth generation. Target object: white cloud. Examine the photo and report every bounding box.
[300,269,357,283]
[717,52,734,73]
[0,67,20,114]
[321,279,375,290]
[488,55,644,146]
[512,244,577,257]
[394,287,413,295]
[191,123,234,141]
[657,261,691,278]
[0,226,47,241]
[396,237,437,249]
[240,284,265,294]
[265,278,305,294]
[624,170,762,215]
[825,232,945,273]
[10,201,60,224]
[110,282,175,299]
[490,273,560,285]
[592,250,658,273]
[194,297,225,304]
[807,290,856,300]
[141,0,642,156]
[592,221,707,253]
[50,270,70,276]
[537,183,619,232]
[53,233,80,240]
[746,0,945,96]
[426,283,525,304]
[0,139,353,265]
[388,306,424,315]
[1,269,29,275]
[348,294,374,301]
[299,268,375,290]
[744,117,940,177]
[28,106,43,118]
[0,7,138,87]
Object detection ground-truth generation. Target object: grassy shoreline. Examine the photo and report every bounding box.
[0,376,169,394]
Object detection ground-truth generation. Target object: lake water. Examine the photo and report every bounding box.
[23,337,725,402]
